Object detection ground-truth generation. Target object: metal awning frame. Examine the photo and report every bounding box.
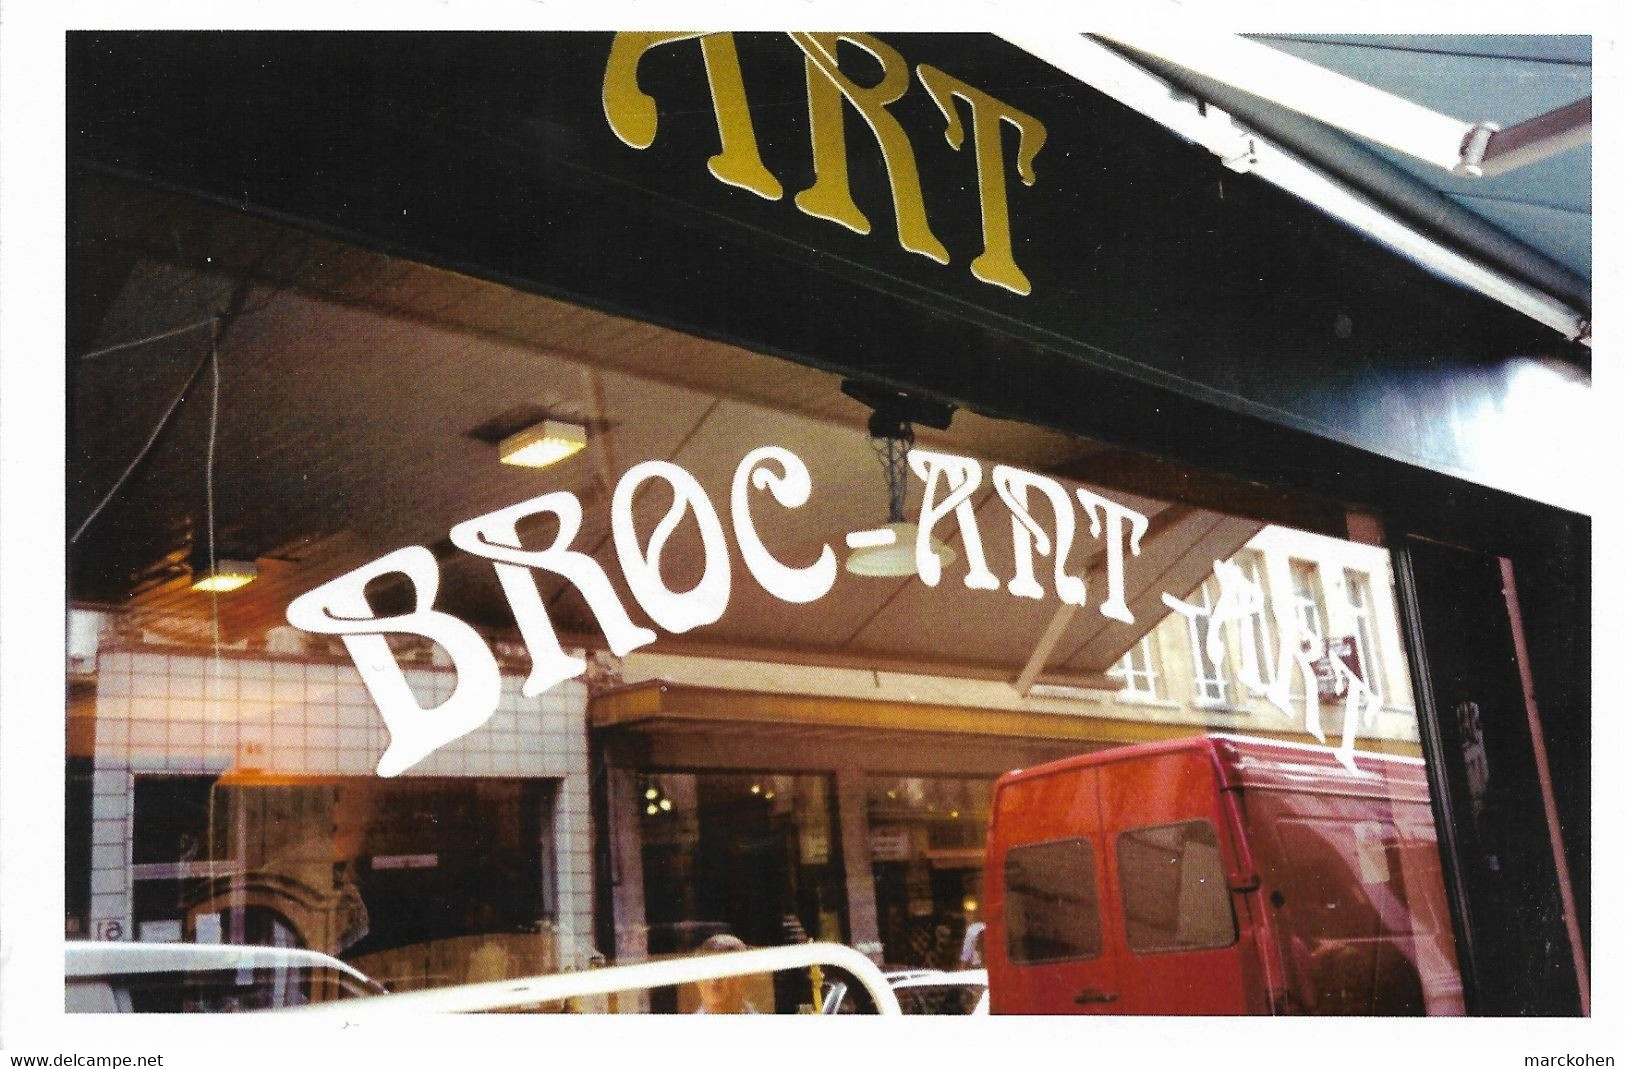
[997,27,1592,347]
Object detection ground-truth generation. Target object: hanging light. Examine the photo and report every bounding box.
[844,412,955,578]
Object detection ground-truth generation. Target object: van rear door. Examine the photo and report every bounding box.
[985,764,1118,1013]
[1098,746,1252,1014]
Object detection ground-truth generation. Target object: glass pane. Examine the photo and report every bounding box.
[1003,838,1100,964]
[1116,820,1236,954]
[62,87,1478,1016]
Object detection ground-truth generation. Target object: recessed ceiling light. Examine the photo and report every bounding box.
[498,419,588,468]
[191,558,258,593]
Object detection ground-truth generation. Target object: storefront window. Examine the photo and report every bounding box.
[119,772,558,993]
[65,158,1459,1016]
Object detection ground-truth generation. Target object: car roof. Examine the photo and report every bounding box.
[65,942,380,989]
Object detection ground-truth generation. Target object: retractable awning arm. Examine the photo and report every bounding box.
[996,27,1592,347]
[1092,26,1591,179]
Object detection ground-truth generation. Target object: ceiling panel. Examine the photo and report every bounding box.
[73,182,1298,685]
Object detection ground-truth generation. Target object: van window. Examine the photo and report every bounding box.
[1002,838,1101,964]
[1116,819,1237,954]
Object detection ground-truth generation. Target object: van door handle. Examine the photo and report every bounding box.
[1074,989,1119,1005]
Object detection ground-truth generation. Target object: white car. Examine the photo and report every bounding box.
[823,967,989,1015]
[888,969,988,1015]
[66,942,387,1013]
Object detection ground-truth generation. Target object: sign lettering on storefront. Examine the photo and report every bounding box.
[287,446,1148,777]
[1163,559,1384,769]
[603,33,1048,296]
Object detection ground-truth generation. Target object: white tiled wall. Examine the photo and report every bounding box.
[88,646,595,965]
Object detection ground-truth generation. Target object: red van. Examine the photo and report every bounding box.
[983,734,1464,1015]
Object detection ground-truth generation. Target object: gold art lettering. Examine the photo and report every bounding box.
[602,33,1048,296]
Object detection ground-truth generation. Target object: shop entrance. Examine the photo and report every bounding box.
[866,775,994,970]
[638,771,847,1011]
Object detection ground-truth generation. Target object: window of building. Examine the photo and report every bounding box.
[1233,548,1279,692]
[1290,560,1327,644]
[61,109,1469,1015]
[1344,569,1385,700]
[1108,635,1161,700]
[125,775,556,990]
[1116,820,1237,954]
[1003,838,1101,964]
[1183,580,1230,705]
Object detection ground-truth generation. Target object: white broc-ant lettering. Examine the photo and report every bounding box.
[287,445,1149,776]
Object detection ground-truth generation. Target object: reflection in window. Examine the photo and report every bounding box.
[1182,580,1230,705]
[1108,635,1161,700]
[1344,569,1384,700]
[1290,560,1326,643]
[865,776,991,969]
[638,770,847,1011]
[1003,838,1100,964]
[1234,549,1279,690]
[1116,820,1237,954]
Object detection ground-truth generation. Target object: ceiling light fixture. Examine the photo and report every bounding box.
[498,418,588,469]
[191,558,259,593]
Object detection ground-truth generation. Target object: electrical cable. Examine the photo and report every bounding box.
[205,322,222,654]
[70,276,256,546]
[68,319,219,545]
[76,316,219,361]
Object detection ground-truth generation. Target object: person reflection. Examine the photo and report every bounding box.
[694,933,758,1014]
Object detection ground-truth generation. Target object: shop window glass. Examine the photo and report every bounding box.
[1003,838,1101,964]
[63,138,1466,1014]
[123,775,555,995]
[1116,819,1237,954]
